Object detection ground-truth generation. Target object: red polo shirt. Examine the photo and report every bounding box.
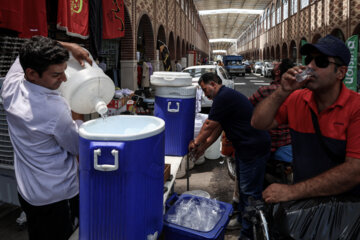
[276,83,360,190]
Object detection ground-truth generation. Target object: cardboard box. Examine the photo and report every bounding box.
[164,163,171,183]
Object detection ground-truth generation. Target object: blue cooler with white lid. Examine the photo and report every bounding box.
[154,85,196,156]
[78,115,165,240]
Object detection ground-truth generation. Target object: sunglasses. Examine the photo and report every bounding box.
[304,55,341,68]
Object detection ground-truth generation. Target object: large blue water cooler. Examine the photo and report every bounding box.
[154,86,196,156]
[78,115,165,240]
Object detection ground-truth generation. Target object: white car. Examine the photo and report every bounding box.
[261,62,274,78]
[182,65,234,111]
[253,62,264,74]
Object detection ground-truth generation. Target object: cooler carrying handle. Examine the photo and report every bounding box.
[165,193,179,211]
[94,149,119,171]
[167,101,180,113]
[163,76,175,81]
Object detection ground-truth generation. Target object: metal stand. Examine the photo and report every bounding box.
[186,154,190,191]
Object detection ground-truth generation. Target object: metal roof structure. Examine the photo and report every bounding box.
[193,0,273,54]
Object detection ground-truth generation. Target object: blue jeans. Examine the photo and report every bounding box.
[235,151,269,240]
[272,144,293,163]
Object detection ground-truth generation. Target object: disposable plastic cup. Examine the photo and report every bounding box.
[295,68,315,82]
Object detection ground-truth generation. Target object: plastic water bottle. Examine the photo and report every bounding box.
[59,50,115,115]
[295,68,315,82]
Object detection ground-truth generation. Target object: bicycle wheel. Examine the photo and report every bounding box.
[225,156,236,180]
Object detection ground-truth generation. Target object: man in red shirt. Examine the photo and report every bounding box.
[252,35,360,203]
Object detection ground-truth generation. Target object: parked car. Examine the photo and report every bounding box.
[243,61,252,74]
[183,65,234,111]
[262,62,274,78]
[248,61,255,72]
[253,62,263,74]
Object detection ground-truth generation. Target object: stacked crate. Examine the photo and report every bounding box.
[0,36,26,78]
[0,70,18,205]
[0,99,13,168]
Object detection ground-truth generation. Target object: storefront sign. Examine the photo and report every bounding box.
[345,35,358,92]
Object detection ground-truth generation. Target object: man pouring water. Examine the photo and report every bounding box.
[1,36,92,240]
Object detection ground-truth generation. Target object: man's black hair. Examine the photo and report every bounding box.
[279,58,294,77]
[198,72,222,85]
[19,36,69,77]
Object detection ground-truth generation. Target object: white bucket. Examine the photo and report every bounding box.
[59,50,115,115]
[205,135,221,160]
[176,155,195,179]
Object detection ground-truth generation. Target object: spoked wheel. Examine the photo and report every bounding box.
[253,225,269,240]
[253,210,270,240]
[225,156,236,181]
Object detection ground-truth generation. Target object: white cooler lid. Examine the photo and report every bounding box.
[155,85,196,99]
[150,71,192,87]
[79,115,165,141]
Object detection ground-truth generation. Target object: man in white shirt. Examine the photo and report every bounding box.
[1,36,91,240]
[175,60,182,72]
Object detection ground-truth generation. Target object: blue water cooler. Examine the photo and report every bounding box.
[78,115,165,240]
[154,85,196,156]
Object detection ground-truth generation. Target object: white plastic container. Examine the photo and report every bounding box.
[205,135,221,160]
[59,51,115,115]
[194,113,208,137]
[150,72,192,87]
[193,113,208,165]
[176,155,195,179]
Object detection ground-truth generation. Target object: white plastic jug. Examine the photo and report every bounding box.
[59,50,115,115]
[205,135,221,160]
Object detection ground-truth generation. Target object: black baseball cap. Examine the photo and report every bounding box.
[300,35,351,66]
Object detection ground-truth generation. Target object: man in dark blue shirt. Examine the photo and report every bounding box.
[189,72,270,240]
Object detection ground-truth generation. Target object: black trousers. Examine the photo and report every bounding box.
[18,193,79,240]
